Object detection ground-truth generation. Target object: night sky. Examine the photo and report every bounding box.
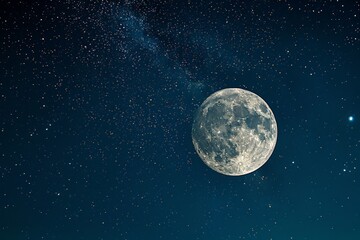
[1,0,359,239]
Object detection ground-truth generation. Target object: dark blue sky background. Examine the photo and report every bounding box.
[1,0,359,239]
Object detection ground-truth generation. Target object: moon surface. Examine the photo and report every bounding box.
[192,88,277,176]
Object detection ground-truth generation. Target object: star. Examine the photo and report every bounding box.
[348,116,354,122]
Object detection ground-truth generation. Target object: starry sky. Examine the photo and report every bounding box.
[1,0,359,239]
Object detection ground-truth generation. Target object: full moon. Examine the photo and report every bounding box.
[192,88,277,176]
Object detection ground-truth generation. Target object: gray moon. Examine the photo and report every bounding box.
[192,88,277,176]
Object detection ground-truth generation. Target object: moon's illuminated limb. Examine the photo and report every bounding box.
[192,88,277,176]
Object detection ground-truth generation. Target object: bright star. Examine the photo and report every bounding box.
[348,116,354,122]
